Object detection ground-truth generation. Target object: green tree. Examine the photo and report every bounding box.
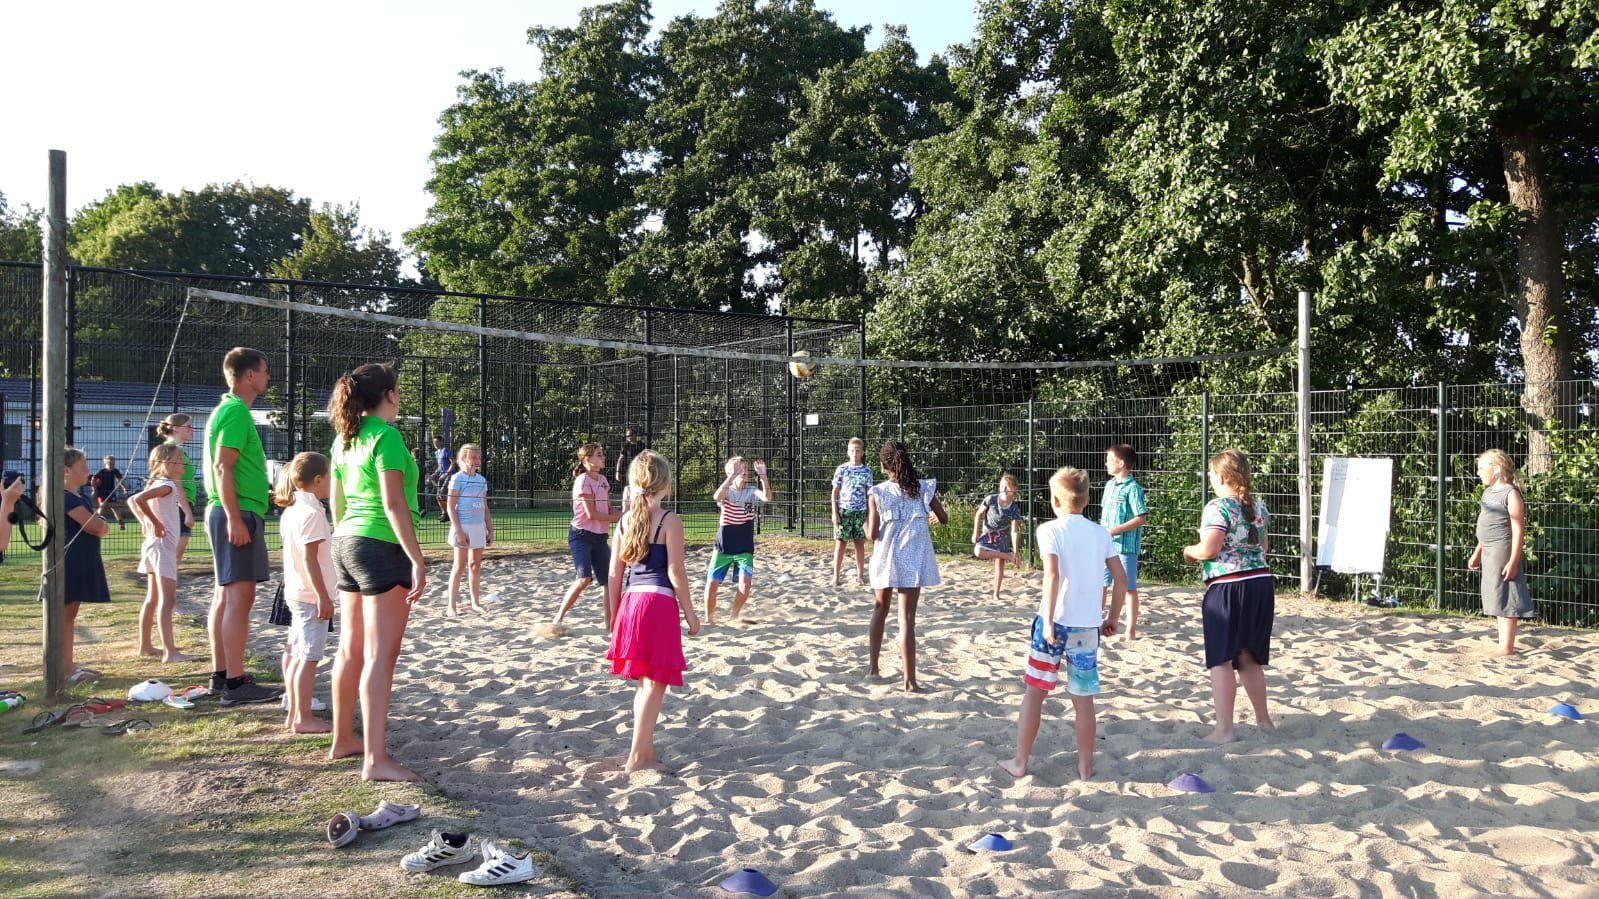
[411,0,653,303]
[70,181,309,276]
[0,192,41,262]
[611,0,866,312]
[758,27,958,319]
[1320,0,1599,472]
[269,203,410,288]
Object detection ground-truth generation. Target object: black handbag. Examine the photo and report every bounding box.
[268,582,292,626]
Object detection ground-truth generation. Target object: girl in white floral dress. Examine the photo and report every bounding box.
[866,441,947,691]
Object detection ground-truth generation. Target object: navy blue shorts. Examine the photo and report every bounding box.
[569,528,610,585]
[1201,573,1274,670]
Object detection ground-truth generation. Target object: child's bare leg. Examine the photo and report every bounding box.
[704,578,721,624]
[854,541,867,583]
[1235,650,1273,730]
[1072,694,1097,778]
[832,541,844,585]
[1125,588,1141,639]
[447,548,466,616]
[137,576,159,656]
[554,577,592,624]
[1000,685,1047,777]
[868,589,892,676]
[157,577,191,660]
[468,549,485,611]
[994,557,1006,599]
[626,679,670,773]
[1493,616,1519,657]
[729,575,753,621]
[1205,662,1241,743]
[899,588,921,691]
[290,655,331,733]
[62,602,81,682]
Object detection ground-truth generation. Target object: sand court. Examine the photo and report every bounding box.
[249,546,1599,896]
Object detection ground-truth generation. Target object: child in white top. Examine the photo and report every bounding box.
[446,443,494,616]
[274,452,337,734]
[131,443,195,662]
[1000,466,1125,781]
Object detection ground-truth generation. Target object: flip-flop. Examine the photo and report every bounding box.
[359,800,421,831]
[101,719,153,736]
[326,810,362,848]
[23,709,67,734]
[163,694,195,710]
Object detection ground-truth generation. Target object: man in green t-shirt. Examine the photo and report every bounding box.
[202,347,280,706]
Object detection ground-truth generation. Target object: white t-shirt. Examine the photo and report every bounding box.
[281,490,336,605]
[1036,514,1115,628]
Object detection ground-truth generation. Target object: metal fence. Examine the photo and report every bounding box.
[0,261,864,556]
[4,261,1595,627]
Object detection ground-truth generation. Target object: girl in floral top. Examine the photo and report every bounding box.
[1182,449,1276,743]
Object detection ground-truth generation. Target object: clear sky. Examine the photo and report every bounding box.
[0,1,977,256]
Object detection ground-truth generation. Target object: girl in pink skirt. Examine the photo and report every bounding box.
[605,450,701,773]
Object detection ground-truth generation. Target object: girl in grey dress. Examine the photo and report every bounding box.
[867,441,948,691]
[1467,449,1532,657]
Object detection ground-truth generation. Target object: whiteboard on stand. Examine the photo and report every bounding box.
[1316,456,1393,574]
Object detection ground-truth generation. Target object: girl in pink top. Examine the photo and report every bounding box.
[554,442,620,629]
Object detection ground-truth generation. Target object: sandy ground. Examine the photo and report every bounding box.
[231,544,1598,897]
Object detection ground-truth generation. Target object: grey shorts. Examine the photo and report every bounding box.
[206,506,269,586]
[333,534,413,596]
[285,600,330,662]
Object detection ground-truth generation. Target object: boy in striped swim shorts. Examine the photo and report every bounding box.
[999,466,1126,781]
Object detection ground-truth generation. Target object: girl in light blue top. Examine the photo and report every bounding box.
[446,444,493,616]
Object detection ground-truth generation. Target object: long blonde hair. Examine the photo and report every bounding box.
[1209,449,1260,543]
[1476,449,1521,487]
[618,451,672,565]
[273,452,331,508]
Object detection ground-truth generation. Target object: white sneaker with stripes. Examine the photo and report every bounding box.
[458,841,538,886]
[401,831,476,872]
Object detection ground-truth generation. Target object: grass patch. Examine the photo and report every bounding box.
[0,557,587,897]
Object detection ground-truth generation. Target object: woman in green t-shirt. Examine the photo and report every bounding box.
[326,363,425,783]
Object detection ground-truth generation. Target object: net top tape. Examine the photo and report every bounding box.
[190,287,1289,372]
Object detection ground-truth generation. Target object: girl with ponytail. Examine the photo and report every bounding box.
[1183,448,1276,743]
[156,412,198,561]
[554,442,620,629]
[325,362,425,782]
[605,451,700,772]
[865,441,948,692]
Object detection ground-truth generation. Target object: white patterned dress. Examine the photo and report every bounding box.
[868,478,941,590]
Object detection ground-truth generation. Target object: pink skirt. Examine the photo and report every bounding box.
[606,588,686,686]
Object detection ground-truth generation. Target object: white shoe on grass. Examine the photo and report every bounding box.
[458,841,538,885]
[401,831,477,872]
[279,695,328,712]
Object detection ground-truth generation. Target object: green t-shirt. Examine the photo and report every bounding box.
[203,392,269,516]
[331,415,419,544]
[172,444,197,505]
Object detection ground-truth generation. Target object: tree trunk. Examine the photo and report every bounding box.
[1500,126,1570,475]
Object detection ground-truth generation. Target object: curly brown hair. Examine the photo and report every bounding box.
[879,441,922,498]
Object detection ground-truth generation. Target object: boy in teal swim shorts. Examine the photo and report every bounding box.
[830,438,872,587]
[705,456,771,625]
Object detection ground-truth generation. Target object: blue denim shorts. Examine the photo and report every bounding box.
[1102,553,1139,591]
[569,528,610,585]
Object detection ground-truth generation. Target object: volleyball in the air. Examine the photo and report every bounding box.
[788,350,817,380]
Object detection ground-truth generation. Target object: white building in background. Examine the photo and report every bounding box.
[0,379,321,497]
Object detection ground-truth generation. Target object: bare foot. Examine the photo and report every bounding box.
[1489,648,1518,658]
[1203,727,1240,744]
[292,719,334,734]
[1125,629,1138,641]
[445,606,460,618]
[328,741,363,761]
[831,575,841,587]
[1256,717,1277,731]
[162,651,197,663]
[470,603,486,614]
[139,647,161,658]
[363,759,422,782]
[903,680,921,693]
[1078,763,1094,780]
[997,758,1027,778]
[625,758,669,774]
